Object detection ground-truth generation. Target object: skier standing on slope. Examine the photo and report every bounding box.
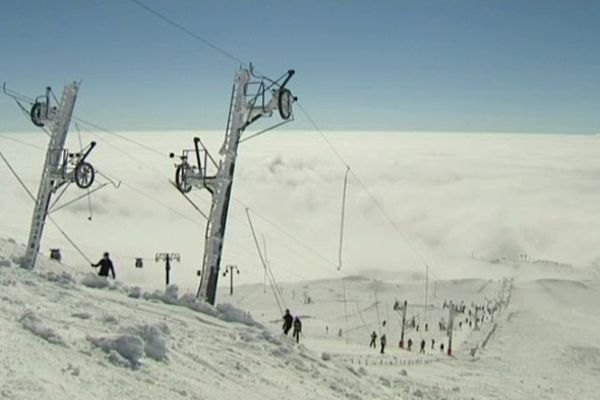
[420,339,426,354]
[292,316,302,343]
[282,309,293,335]
[91,252,116,279]
[369,331,377,348]
[380,334,387,354]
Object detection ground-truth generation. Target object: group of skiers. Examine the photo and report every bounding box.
[369,331,387,354]
[282,309,303,343]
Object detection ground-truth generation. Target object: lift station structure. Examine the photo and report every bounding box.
[171,65,296,305]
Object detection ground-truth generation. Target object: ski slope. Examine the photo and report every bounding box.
[2,237,599,399]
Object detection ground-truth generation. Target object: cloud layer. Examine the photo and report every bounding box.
[1,131,599,290]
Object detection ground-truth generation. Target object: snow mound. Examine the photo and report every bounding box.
[81,272,110,289]
[130,324,169,361]
[142,285,222,318]
[143,284,179,304]
[88,334,145,368]
[127,286,142,298]
[178,293,219,317]
[0,256,11,268]
[20,311,65,346]
[216,302,257,326]
[71,312,92,320]
[39,270,74,286]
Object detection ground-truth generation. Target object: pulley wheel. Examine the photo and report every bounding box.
[278,89,293,120]
[30,102,45,127]
[176,163,193,193]
[74,161,95,189]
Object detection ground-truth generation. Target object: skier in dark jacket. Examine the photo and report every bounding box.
[292,317,302,343]
[369,331,377,348]
[420,339,426,354]
[91,252,115,279]
[282,309,293,335]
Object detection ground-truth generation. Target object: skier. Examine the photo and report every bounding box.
[431,338,436,349]
[407,338,413,351]
[380,334,387,354]
[91,252,116,279]
[292,316,302,343]
[419,339,426,354]
[440,343,445,353]
[369,331,377,348]
[282,309,293,335]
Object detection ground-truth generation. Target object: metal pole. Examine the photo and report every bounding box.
[23,83,79,269]
[165,254,171,286]
[342,277,349,344]
[197,72,248,305]
[447,301,455,356]
[424,265,429,322]
[400,300,407,348]
[262,234,267,294]
[230,266,234,296]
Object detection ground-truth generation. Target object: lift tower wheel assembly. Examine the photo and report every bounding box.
[19,82,98,269]
[171,65,296,305]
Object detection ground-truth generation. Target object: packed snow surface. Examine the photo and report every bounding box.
[1,132,600,398]
[1,237,599,399]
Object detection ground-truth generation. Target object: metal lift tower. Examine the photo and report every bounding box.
[171,65,296,305]
[17,82,96,269]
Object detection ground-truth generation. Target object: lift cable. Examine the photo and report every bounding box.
[237,203,340,271]
[246,208,285,314]
[127,0,246,67]
[0,137,342,291]
[296,101,432,271]
[74,117,169,159]
[0,133,43,150]
[338,166,350,270]
[0,151,93,265]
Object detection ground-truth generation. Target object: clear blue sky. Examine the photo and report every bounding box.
[1,0,599,133]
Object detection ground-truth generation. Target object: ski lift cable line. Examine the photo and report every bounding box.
[1,131,259,261]
[73,121,335,271]
[2,140,355,288]
[74,117,169,159]
[296,101,431,270]
[240,205,340,271]
[0,151,92,265]
[126,0,246,67]
[246,208,285,314]
[0,133,44,150]
[1,136,334,283]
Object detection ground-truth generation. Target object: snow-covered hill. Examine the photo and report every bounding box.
[0,237,454,400]
[2,236,600,399]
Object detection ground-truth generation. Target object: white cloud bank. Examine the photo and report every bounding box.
[1,131,599,291]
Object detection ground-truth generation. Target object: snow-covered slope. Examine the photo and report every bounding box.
[2,236,599,399]
[0,238,457,400]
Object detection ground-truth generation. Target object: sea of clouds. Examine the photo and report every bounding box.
[1,130,599,291]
